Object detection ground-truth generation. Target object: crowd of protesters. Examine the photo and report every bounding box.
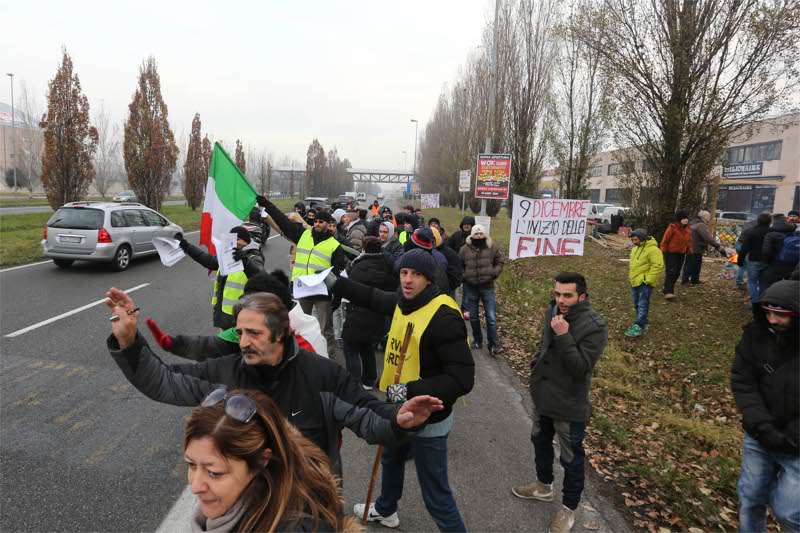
[103,194,799,532]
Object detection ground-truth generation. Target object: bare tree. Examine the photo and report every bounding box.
[235,139,246,174]
[549,0,612,200]
[579,0,800,231]
[16,81,44,197]
[93,101,121,198]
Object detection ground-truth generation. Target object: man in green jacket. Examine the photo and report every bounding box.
[625,228,664,337]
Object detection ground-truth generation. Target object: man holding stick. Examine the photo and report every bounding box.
[335,249,474,531]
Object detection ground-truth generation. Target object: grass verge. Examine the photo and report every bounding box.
[425,206,749,531]
[0,199,300,267]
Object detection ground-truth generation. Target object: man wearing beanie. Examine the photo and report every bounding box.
[405,227,450,294]
[683,210,725,285]
[429,217,448,242]
[179,226,265,330]
[659,211,691,299]
[337,249,475,531]
[448,216,476,253]
[459,224,505,354]
[400,213,420,245]
[625,228,664,337]
[731,279,799,531]
[257,196,347,358]
[342,236,397,389]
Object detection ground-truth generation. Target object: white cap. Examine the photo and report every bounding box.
[471,224,486,236]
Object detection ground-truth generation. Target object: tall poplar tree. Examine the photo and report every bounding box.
[183,114,205,210]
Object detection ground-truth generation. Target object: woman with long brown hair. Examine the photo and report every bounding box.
[183,387,360,532]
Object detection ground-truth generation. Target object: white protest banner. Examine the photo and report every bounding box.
[421,194,440,209]
[509,195,588,260]
[216,233,244,276]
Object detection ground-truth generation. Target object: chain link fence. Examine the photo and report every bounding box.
[714,220,743,249]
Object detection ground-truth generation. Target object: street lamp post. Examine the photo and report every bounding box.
[410,119,418,201]
[6,73,16,196]
[480,0,501,217]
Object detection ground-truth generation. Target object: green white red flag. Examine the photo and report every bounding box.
[200,143,257,255]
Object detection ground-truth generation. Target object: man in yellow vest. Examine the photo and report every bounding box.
[335,249,475,531]
[257,196,347,357]
[179,226,265,330]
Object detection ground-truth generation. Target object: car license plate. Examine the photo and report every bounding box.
[59,235,82,243]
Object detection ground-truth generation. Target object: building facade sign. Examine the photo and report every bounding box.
[723,162,763,177]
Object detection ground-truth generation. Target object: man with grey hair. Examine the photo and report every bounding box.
[344,210,368,251]
[683,210,725,285]
[105,288,444,478]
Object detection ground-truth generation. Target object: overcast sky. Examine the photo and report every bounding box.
[1,0,491,171]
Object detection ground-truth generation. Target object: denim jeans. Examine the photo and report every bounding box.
[463,285,497,348]
[735,242,747,287]
[631,284,653,328]
[737,433,800,532]
[747,261,768,306]
[662,252,685,294]
[342,340,377,386]
[682,253,703,284]
[375,432,466,532]
[531,407,587,511]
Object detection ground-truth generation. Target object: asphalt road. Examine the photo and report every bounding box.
[0,199,187,216]
[0,195,629,532]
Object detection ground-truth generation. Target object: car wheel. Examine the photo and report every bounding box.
[173,233,183,241]
[53,259,74,268]
[112,245,132,271]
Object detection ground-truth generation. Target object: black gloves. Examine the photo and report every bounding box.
[178,238,189,251]
[256,195,269,208]
[757,425,798,455]
[718,248,728,258]
[232,249,249,263]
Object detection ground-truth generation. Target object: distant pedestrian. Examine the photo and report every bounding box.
[370,199,381,217]
[400,213,420,245]
[731,279,799,532]
[513,272,608,533]
[428,217,448,242]
[737,212,773,305]
[342,237,396,389]
[379,220,403,271]
[344,210,368,251]
[761,213,799,291]
[659,211,691,299]
[431,227,463,296]
[735,218,759,290]
[682,210,725,285]
[459,224,505,354]
[415,208,425,227]
[183,388,359,532]
[625,228,664,337]
[447,216,475,253]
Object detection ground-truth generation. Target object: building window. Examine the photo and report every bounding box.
[605,188,627,204]
[717,185,777,214]
[588,166,603,177]
[641,159,658,173]
[607,163,625,176]
[724,141,782,165]
[590,189,600,202]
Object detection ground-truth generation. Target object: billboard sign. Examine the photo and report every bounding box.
[476,154,511,199]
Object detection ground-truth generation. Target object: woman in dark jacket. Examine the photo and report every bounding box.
[342,237,398,389]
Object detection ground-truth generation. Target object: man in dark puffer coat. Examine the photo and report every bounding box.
[448,215,475,253]
[731,279,799,532]
[343,237,398,389]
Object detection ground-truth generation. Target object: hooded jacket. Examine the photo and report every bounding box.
[762,216,797,264]
[530,298,608,422]
[345,219,368,251]
[629,236,664,287]
[737,221,772,265]
[107,334,414,477]
[293,201,307,218]
[660,223,691,254]
[342,253,398,344]
[183,242,265,329]
[689,217,720,254]
[460,236,504,287]
[448,216,476,253]
[731,280,799,455]
[334,278,475,424]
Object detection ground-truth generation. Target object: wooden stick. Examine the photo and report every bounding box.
[361,323,415,525]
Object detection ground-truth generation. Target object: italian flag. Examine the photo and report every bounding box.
[200,143,257,255]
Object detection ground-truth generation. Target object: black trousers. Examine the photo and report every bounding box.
[663,252,685,294]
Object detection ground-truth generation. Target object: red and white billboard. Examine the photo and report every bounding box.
[475,153,511,199]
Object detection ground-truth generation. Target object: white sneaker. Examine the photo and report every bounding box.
[353,503,400,528]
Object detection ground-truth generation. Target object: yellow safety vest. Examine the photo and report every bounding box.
[379,294,462,391]
[399,231,408,245]
[211,269,249,316]
[291,229,341,281]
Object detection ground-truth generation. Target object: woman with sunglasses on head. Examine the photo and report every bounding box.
[185,387,360,532]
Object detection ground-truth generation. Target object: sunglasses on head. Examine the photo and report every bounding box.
[201,388,258,424]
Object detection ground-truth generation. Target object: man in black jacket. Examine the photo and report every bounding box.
[731,279,799,532]
[343,237,397,389]
[447,216,476,253]
[512,272,608,533]
[338,250,474,531]
[737,212,773,305]
[179,226,265,330]
[762,214,798,291]
[105,288,443,479]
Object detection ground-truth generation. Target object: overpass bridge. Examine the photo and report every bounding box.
[272,168,415,184]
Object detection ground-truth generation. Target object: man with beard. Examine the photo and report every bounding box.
[731,279,799,531]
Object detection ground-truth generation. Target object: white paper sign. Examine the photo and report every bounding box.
[292,267,333,299]
[421,194,440,209]
[474,215,491,236]
[459,170,471,192]
[152,237,185,267]
[509,195,588,259]
[216,233,244,276]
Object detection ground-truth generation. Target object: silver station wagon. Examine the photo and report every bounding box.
[42,202,184,271]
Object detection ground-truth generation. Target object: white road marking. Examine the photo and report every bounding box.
[184,230,200,235]
[0,260,53,273]
[4,283,150,338]
[156,486,194,533]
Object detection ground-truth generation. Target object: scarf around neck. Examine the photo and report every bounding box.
[397,282,440,315]
[190,497,247,533]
